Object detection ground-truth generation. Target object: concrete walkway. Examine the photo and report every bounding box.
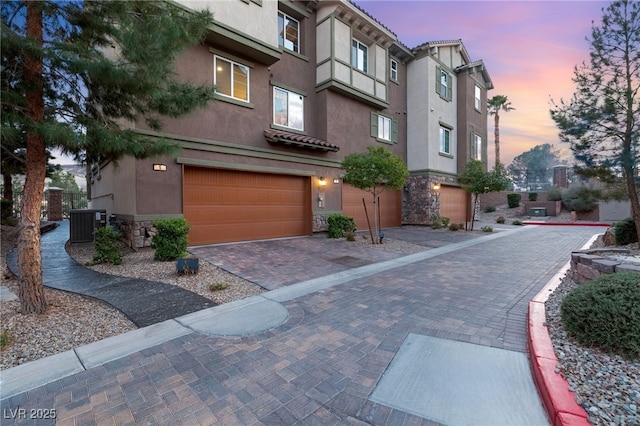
[6,221,215,327]
[0,223,599,425]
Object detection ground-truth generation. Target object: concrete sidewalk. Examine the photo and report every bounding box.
[0,223,599,425]
[6,221,215,327]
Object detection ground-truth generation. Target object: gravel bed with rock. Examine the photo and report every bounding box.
[545,274,640,426]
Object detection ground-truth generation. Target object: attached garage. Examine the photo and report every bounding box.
[440,185,469,224]
[183,167,312,245]
[342,183,402,231]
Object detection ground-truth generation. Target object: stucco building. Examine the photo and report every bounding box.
[89,0,492,247]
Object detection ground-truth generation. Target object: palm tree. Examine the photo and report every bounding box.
[488,95,515,169]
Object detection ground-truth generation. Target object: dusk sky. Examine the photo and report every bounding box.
[355,0,610,167]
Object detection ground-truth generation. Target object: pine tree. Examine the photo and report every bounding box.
[550,0,640,242]
[1,1,215,313]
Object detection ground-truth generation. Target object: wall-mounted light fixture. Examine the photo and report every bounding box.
[153,164,167,172]
[319,176,326,186]
[432,182,441,191]
[333,178,340,184]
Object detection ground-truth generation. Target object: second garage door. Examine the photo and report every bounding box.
[183,167,311,245]
[342,184,402,231]
[440,185,469,224]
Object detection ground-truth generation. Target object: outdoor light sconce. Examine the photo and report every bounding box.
[153,164,167,172]
[432,182,441,192]
[319,176,326,187]
[333,178,340,184]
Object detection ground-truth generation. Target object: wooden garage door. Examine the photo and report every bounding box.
[183,167,311,245]
[440,185,468,224]
[342,184,401,231]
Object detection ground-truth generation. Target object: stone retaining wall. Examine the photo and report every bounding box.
[568,248,640,283]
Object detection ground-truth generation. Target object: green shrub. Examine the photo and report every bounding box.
[92,227,123,265]
[0,331,10,348]
[546,186,562,201]
[430,214,450,229]
[327,214,356,238]
[512,219,523,226]
[528,192,538,201]
[507,193,521,208]
[561,272,640,359]
[495,216,505,224]
[151,218,190,261]
[481,226,493,232]
[613,217,638,246]
[484,206,496,213]
[561,185,600,212]
[448,223,460,231]
[209,282,228,291]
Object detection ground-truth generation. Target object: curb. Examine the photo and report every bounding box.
[527,233,602,426]
[528,299,590,426]
[523,221,610,227]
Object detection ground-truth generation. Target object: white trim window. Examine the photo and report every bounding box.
[352,39,368,73]
[436,66,452,101]
[214,56,249,102]
[370,112,398,143]
[440,126,451,154]
[390,59,398,81]
[472,134,482,159]
[278,11,299,53]
[474,85,481,110]
[273,87,304,131]
[440,70,449,99]
[378,115,391,141]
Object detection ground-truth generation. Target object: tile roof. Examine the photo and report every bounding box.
[264,129,340,152]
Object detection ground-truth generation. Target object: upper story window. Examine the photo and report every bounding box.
[390,59,398,81]
[371,112,397,143]
[436,66,452,101]
[278,11,299,53]
[214,56,249,102]
[474,85,481,110]
[472,134,482,160]
[439,126,451,154]
[273,87,304,131]
[352,39,368,73]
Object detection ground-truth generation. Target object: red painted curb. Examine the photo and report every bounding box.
[523,221,611,227]
[528,302,590,425]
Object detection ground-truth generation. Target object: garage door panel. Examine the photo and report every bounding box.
[440,186,468,224]
[342,184,401,230]
[183,167,311,245]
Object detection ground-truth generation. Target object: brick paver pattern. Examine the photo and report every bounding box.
[1,226,597,425]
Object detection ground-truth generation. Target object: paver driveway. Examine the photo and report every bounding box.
[1,225,599,425]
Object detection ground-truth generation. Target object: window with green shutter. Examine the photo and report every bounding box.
[436,66,452,101]
[370,112,398,143]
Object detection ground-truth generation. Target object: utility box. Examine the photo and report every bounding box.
[70,209,107,243]
[529,207,547,217]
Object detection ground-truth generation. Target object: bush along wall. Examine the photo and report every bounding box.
[151,218,190,261]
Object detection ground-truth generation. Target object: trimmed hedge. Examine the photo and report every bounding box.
[613,217,638,246]
[151,218,190,261]
[507,193,521,208]
[561,272,640,359]
[327,214,356,238]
